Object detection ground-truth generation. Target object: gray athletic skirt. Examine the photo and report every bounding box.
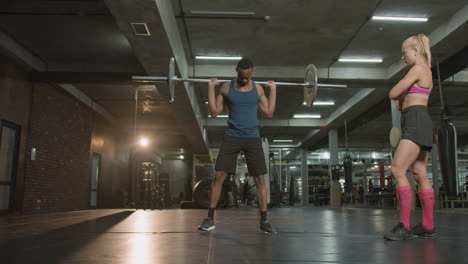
[401,105,433,151]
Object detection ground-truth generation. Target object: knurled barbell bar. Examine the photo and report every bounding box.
[132,57,347,106]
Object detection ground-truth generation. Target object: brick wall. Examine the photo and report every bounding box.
[1,52,128,214]
[23,83,94,214]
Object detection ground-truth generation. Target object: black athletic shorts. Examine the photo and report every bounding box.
[215,136,267,176]
[401,105,433,151]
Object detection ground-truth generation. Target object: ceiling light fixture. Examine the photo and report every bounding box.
[185,11,270,21]
[338,58,383,63]
[196,56,242,60]
[190,11,255,16]
[372,16,428,22]
[293,114,321,119]
[304,101,335,106]
[208,114,229,118]
[273,139,293,143]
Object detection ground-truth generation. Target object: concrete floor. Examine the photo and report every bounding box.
[1,207,467,264]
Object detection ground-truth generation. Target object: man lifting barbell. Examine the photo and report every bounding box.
[197,58,277,234]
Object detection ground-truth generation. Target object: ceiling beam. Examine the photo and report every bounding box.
[155,0,209,154]
[435,45,468,81]
[445,70,468,82]
[0,1,110,16]
[59,84,116,124]
[0,29,46,71]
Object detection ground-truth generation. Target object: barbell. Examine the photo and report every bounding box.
[132,57,347,106]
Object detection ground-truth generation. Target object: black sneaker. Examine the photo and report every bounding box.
[384,222,415,241]
[197,217,215,231]
[412,223,437,238]
[260,221,277,234]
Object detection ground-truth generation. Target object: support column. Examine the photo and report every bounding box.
[329,129,341,207]
[379,162,385,188]
[301,149,309,206]
[262,138,271,204]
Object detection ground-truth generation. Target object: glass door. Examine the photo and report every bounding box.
[0,120,20,212]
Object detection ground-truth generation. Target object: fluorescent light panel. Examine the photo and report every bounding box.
[293,114,321,119]
[273,139,293,143]
[338,58,383,63]
[196,56,242,60]
[190,11,256,16]
[372,16,428,22]
[304,101,335,106]
[208,114,228,118]
[270,145,297,148]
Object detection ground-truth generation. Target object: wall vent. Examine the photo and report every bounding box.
[130,23,151,36]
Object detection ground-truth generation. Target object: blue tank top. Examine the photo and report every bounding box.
[225,80,260,138]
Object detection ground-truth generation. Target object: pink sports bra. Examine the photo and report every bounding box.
[407,84,430,96]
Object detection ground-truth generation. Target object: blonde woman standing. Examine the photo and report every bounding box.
[385,34,436,241]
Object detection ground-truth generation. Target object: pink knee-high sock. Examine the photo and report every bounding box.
[418,189,435,230]
[397,186,412,230]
